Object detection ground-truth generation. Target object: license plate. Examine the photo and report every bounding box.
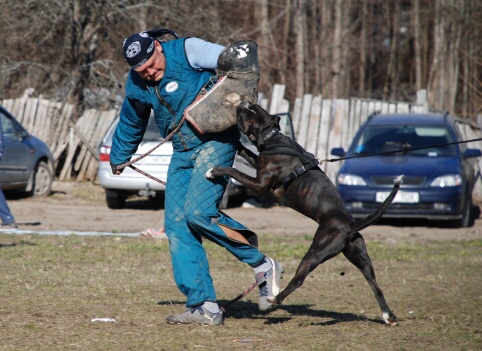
[376,191,419,203]
[136,155,171,165]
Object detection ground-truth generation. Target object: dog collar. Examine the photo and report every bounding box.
[262,128,280,141]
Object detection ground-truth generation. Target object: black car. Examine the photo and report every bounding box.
[331,112,481,227]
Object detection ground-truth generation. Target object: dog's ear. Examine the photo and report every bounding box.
[275,115,281,128]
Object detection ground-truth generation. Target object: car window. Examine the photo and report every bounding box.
[0,112,15,138]
[353,125,456,157]
[278,113,294,138]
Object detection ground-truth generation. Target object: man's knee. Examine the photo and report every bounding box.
[185,211,212,232]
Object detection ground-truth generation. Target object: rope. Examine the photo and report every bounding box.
[114,115,186,183]
[321,137,482,164]
[221,272,264,314]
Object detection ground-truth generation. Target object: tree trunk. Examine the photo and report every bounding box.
[358,0,368,97]
[340,0,351,98]
[384,1,400,100]
[331,0,343,99]
[294,0,306,98]
[427,0,461,113]
[413,0,423,91]
[258,0,271,93]
[320,0,333,97]
[280,0,292,86]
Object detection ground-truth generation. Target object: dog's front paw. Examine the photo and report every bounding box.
[382,312,398,326]
[205,167,225,179]
[206,168,215,179]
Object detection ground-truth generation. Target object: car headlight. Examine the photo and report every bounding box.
[430,174,462,187]
[337,174,367,186]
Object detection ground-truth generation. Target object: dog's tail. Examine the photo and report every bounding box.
[350,175,403,233]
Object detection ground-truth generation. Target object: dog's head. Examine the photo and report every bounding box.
[236,101,281,149]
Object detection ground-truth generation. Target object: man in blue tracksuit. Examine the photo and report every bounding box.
[110,29,282,325]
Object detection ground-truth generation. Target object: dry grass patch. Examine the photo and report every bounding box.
[1,233,481,351]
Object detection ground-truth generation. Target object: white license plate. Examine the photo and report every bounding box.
[376,191,419,203]
[136,155,171,165]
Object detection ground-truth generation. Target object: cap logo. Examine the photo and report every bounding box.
[126,41,142,59]
[166,81,178,93]
[147,41,154,54]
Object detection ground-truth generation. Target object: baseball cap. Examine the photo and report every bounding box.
[122,29,179,69]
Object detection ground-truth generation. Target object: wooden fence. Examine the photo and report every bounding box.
[1,86,481,196]
[0,93,117,181]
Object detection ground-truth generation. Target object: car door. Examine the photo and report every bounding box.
[0,110,30,184]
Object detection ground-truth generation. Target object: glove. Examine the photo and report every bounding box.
[110,162,124,175]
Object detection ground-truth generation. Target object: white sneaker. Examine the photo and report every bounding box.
[165,306,223,325]
[256,258,283,311]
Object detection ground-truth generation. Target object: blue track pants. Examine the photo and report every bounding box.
[164,130,265,307]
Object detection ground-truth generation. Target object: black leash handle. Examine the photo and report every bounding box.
[322,137,482,163]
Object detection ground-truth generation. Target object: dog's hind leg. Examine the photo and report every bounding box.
[275,225,347,306]
[342,232,398,325]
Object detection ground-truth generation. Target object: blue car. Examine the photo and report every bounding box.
[0,105,55,196]
[331,113,481,227]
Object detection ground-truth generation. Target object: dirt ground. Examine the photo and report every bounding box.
[4,180,482,244]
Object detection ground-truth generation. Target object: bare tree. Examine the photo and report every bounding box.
[413,0,423,92]
[383,1,400,100]
[330,0,343,98]
[427,0,462,113]
[358,0,369,97]
[1,0,481,119]
[294,0,306,98]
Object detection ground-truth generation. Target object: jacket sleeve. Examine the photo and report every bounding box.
[110,96,151,166]
[185,37,224,70]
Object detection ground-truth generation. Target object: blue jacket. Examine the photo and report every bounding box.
[110,38,216,165]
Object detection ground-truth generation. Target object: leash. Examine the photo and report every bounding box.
[320,137,482,164]
[115,115,187,185]
[260,133,482,190]
[220,272,264,314]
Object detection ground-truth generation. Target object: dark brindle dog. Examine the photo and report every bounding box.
[206,101,401,325]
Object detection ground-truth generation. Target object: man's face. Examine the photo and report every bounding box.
[134,41,166,82]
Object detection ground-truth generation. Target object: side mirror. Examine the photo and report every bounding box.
[463,148,482,159]
[330,147,346,157]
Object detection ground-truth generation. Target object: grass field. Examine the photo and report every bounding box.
[1,232,481,351]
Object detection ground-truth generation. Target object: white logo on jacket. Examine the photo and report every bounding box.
[165,81,179,93]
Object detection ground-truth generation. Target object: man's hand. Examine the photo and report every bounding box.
[110,162,124,175]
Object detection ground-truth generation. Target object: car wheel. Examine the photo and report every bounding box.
[33,161,53,197]
[105,189,126,209]
[452,195,472,228]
